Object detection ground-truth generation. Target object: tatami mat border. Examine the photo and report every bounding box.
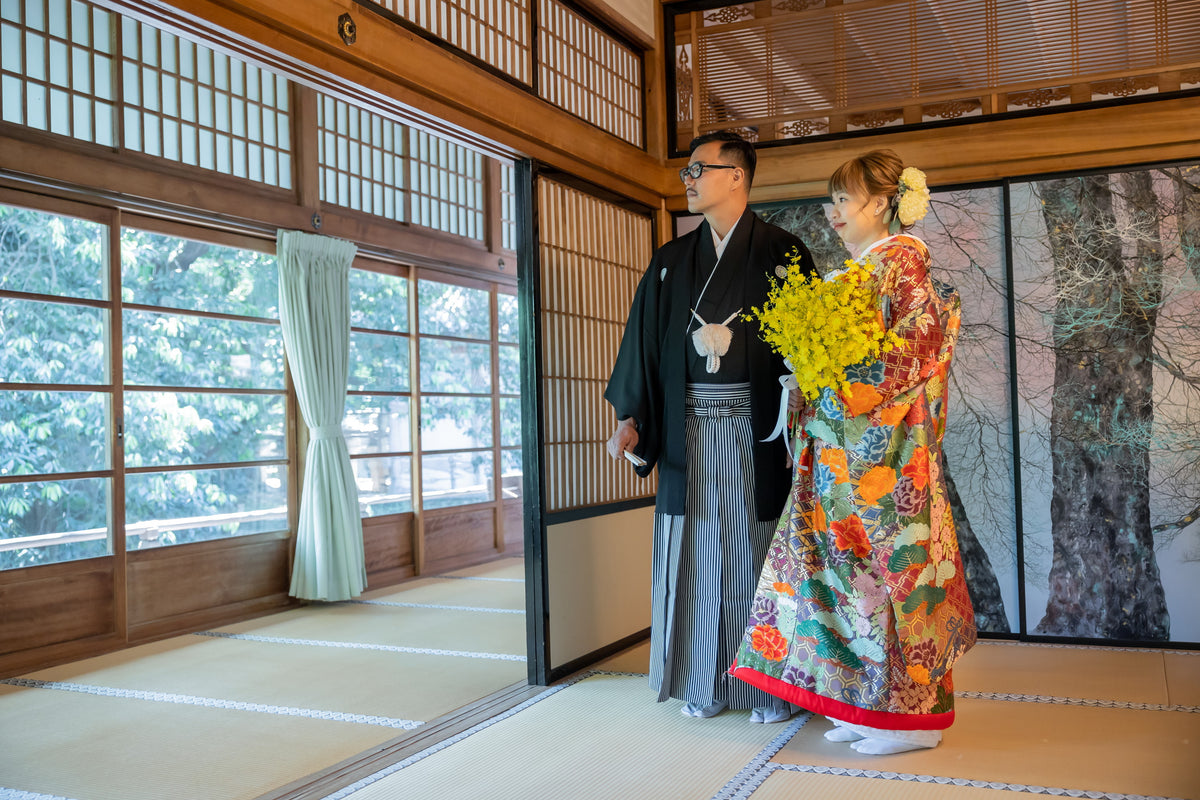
[735,763,1187,800]
[315,672,617,800]
[193,631,527,661]
[958,690,1200,713]
[0,790,75,800]
[711,713,813,800]
[0,678,424,729]
[345,600,523,614]
[983,642,1199,656]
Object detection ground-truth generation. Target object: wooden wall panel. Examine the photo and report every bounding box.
[422,507,499,573]
[0,561,115,656]
[363,513,416,584]
[126,535,291,634]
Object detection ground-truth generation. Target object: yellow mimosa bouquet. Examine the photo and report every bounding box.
[747,248,899,401]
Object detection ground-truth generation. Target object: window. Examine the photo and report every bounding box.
[0,0,118,145]
[0,0,293,185]
[417,278,494,509]
[0,203,112,569]
[345,263,413,516]
[120,228,287,549]
[120,18,291,184]
[497,291,521,499]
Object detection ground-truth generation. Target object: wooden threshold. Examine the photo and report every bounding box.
[256,678,546,800]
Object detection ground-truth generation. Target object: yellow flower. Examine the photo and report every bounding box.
[897,167,931,226]
[745,251,894,401]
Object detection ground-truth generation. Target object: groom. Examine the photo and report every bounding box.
[605,130,816,721]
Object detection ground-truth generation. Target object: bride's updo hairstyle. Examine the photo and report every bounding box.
[828,149,903,209]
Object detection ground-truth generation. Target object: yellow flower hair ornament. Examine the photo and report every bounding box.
[891,166,930,233]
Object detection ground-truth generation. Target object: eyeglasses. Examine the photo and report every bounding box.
[679,163,738,182]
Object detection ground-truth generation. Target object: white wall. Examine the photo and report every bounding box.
[547,506,654,668]
[589,0,656,43]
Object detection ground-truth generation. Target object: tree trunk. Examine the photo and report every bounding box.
[1173,165,1200,284]
[945,459,1010,633]
[1035,173,1169,640]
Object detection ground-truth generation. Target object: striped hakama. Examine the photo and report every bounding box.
[649,383,777,710]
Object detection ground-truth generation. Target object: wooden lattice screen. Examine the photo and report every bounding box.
[537,178,654,513]
[673,0,1200,150]
[368,0,533,84]
[361,0,644,148]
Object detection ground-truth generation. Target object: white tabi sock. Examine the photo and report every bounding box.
[824,724,865,742]
[750,698,795,724]
[681,700,727,718]
[850,736,939,755]
[836,721,942,753]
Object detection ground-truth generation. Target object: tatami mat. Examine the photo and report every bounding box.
[1166,651,1200,707]
[213,602,526,657]
[20,635,524,722]
[439,557,526,581]
[361,577,526,610]
[749,769,1057,800]
[952,640,1174,705]
[321,672,792,800]
[593,639,652,674]
[0,682,398,800]
[774,699,1200,799]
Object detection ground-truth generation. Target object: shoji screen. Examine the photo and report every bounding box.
[532,175,656,678]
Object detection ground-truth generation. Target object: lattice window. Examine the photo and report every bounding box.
[365,0,532,84]
[317,95,407,222]
[538,0,644,147]
[409,128,484,240]
[673,0,1200,148]
[500,162,517,251]
[120,18,291,187]
[0,0,118,145]
[537,178,653,512]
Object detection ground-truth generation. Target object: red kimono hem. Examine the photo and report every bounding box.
[729,663,955,731]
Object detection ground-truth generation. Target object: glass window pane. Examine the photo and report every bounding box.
[417,279,489,339]
[498,344,519,394]
[121,229,278,318]
[350,268,408,332]
[499,396,520,448]
[125,464,286,549]
[351,455,412,517]
[122,310,285,389]
[0,476,111,570]
[500,448,522,500]
[497,293,518,343]
[0,297,108,384]
[420,396,492,450]
[343,394,410,455]
[1,390,109,474]
[0,204,107,299]
[123,392,285,468]
[421,451,492,509]
[419,338,491,393]
[348,331,409,392]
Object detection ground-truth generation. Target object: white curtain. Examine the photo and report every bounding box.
[276,229,365,601]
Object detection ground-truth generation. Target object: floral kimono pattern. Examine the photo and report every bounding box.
[730,235,976,731]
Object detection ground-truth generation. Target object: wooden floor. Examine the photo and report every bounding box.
[2,558,1198,800]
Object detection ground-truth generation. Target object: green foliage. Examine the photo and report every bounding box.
[901,584,948,616]
[888,543,929,573]
[799,578,836,609]
[796,618,864,670]
[1,211,289,568]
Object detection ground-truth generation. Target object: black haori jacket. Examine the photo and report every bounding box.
[605,208,816,521]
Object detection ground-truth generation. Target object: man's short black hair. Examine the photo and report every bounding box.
[688,130,756,187]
